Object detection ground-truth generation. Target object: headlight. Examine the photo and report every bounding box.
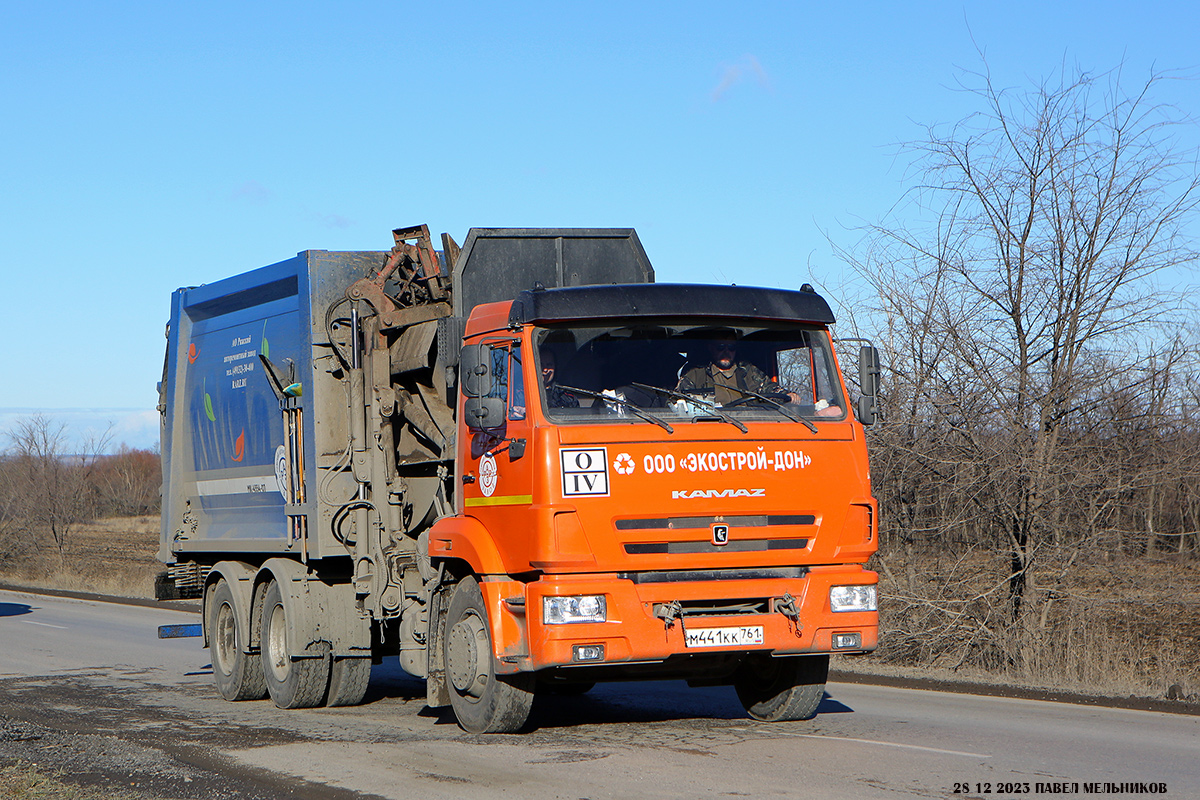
[829,584,877,612]
[543,595,607,625]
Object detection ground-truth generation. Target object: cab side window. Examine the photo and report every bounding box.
[508,344,526,421]
[487,346,509,403]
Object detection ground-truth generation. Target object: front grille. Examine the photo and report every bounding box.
[616,514,815,530]
[624,538,807,554]
[620,566,808,584]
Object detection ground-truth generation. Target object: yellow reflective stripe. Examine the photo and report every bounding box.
[464,494,533,507]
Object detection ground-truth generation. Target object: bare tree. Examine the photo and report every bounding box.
[0,454,28,560]
[842,62,1199,673]
[90,447,161,517]
[5,414,110,566]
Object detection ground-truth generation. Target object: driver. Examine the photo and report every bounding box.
[676,333,803,406]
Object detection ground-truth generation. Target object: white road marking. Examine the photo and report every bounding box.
[22,620,68,629]
[770,731,990,758]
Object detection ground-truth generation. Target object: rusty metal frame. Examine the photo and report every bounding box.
[346,224,451,330]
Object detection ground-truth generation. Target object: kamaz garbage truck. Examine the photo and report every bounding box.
[157,225,881,732]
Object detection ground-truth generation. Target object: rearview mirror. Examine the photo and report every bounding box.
[856,345,881,426]
[464,396,506,430]
[461,344,493,398]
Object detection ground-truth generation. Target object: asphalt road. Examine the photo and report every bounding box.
[1,589,1197,799]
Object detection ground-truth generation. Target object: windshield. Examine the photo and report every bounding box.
[534,321,846,425]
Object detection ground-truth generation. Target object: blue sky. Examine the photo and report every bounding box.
[2,1,1197,450]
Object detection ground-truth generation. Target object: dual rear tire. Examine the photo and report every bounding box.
[260,580,333,709]
[206,577,370,709]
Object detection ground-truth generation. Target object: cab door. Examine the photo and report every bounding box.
[460,339,535,560]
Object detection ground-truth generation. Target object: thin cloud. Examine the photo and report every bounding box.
[231,180,271,204]
[314,212,353,229]
[711,55,773,101]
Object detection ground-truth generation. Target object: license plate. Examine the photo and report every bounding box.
[684,625,764,648]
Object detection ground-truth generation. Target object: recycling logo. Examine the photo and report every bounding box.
[613,453,636,475]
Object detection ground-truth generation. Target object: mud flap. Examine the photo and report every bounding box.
[425,585,450,707]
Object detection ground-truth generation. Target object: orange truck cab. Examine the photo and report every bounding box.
[430,281,880,731]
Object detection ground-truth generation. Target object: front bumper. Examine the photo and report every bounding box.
[480,565,877,674]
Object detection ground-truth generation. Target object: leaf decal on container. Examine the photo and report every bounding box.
[232,429,245,462]
[203,377,215,422]
[260,322,269,359]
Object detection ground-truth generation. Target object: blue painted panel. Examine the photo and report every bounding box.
[183,306,299,473]
[160,249,384,560]
[169,255,309,544]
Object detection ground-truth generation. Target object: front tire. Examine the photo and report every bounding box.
[444,576,534,733]
[207,579,267,701]
[734,653,828,722]
[260,580,330,709]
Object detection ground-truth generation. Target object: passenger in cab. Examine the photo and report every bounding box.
[540,348,579,409]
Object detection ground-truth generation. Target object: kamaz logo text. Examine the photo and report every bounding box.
[672,488,766,499]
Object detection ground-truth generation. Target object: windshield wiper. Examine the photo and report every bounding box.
[629,383,748,434]
[556,385,674,434]
[721,386,818,433]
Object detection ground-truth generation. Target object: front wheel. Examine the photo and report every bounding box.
[734,653,828,722]
[444,577,534,733]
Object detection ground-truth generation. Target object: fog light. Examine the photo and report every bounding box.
[830,584,877,612]
[833,632,861,649]
[572,644,605,662]
[543,595,607,625]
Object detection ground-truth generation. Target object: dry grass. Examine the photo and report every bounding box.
[864,546,1200,701]
[0,517,161,599]
[0,762,139,800]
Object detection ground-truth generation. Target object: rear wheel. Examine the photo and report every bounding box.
[260,580,330,709]
[325,656,371,707]
[734,653,828,722]
[444,576,534,733]
[207,579,267,701]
